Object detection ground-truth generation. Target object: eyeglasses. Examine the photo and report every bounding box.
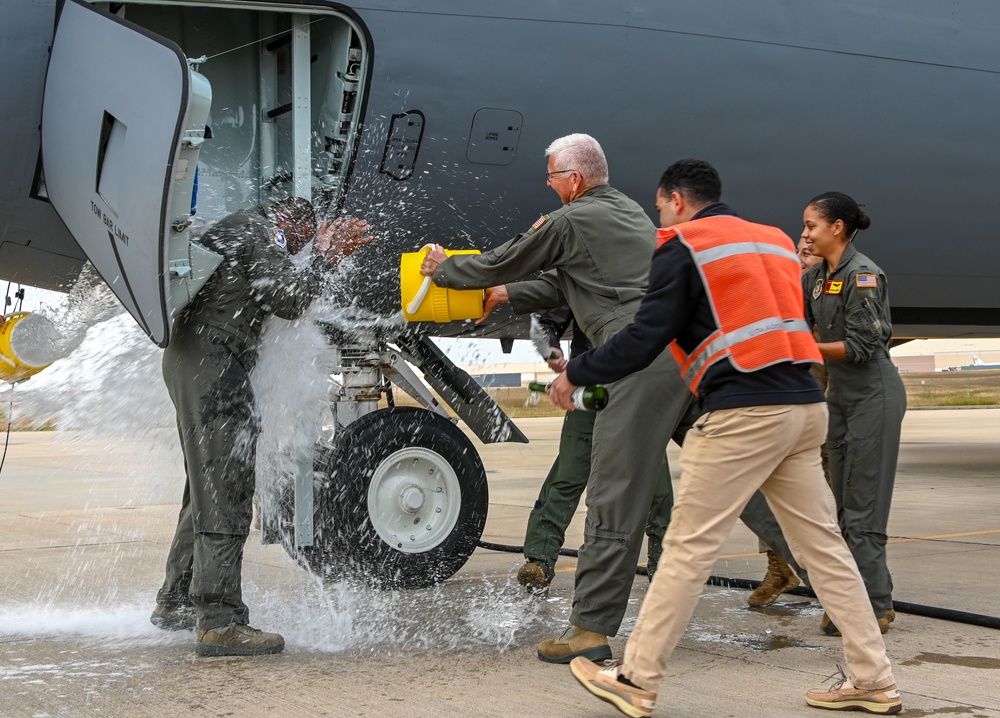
[545,168,577,180]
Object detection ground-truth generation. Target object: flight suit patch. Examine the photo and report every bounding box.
[273,228,287,248]
[528,214,550,233]
[812,278,824,300]
[824,280,843,295]
[856,273,878,288]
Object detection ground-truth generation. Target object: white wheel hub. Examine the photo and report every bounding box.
[367,447,462,553]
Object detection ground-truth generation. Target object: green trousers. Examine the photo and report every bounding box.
[156,322,258,631]
[828,356,906,616]
[522,409,672,580]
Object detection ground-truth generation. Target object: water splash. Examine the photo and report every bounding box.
[0,572,555,657]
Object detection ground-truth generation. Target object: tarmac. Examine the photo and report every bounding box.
[1,408,998,717]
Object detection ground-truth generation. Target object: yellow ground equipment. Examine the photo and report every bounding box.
[0,312,62,383]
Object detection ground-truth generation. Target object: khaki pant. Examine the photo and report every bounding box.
[623,403,895,693]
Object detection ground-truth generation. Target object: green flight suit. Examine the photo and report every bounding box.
[156,206,327,631]
[804,243,906,617]
[436,185,801,634]
[524,309,675,580]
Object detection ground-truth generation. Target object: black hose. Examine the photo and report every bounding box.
[477,539,1000,630]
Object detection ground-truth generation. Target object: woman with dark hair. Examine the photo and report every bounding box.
[801,192,906,637]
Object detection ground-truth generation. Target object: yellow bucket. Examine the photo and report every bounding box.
[400,247,485,323]
[0,312,62,383]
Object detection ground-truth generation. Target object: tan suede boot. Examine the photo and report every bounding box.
[747,550,800,607]
[537,624,612,664]
[195,623,285,657]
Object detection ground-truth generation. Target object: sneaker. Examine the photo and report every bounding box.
[748,550,800,607]
[805,665,902,714]
[537,624,612,664]
[195,623,285,657]
[516,561,551,595]
[570,657,657,718]
[150,604,196,631]
[821,610,895,637]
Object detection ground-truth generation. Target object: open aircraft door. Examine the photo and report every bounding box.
[40,0,218,348]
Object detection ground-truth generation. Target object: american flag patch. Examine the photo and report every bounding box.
[856,273,878,288]
[529,214,549,232]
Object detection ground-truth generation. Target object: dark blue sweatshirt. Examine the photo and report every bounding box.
[566,203,825,413]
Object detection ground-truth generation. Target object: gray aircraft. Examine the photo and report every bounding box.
[2,0,998,587]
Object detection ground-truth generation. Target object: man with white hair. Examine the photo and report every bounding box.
[420,134,697,663]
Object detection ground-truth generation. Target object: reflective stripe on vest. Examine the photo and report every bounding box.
[693,241,799,265]
[680,318,813,388]
[660,215,822,392]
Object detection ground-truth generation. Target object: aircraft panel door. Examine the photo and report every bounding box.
[41,0,208,347]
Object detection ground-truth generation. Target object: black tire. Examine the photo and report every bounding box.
[298,407,489,589]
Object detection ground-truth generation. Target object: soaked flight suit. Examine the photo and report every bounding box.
[524,307,675,580]
[804,243,906,618]
[156,206,328,631]
[435,185,801,635]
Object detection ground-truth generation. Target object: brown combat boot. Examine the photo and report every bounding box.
[195,623,285,657]
[820,608,896,637]
[516,561,551,595]
[537,624,612,664]
[150,604,196,631]
[747,550,800,607]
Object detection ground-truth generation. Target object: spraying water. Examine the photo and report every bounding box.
[0,121,559,664]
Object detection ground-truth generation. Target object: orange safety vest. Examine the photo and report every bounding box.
[659,215,822,393]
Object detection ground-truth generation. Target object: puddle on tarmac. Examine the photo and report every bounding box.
[902,652,1000,669]
[620,589,827,653]
[899,708,987,717]
[749,600,818,617]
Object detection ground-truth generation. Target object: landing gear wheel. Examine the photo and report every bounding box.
[303,407,489,589]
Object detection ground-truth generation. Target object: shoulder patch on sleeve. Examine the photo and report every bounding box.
[527,214,550,234]
[856,273,878,288]
[273,227,287,249]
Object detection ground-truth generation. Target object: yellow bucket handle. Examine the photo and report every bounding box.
[405,244,438,316]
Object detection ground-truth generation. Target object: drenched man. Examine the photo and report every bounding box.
[151,198,371,656]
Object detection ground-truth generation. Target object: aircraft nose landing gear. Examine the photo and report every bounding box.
[296,407,489,590]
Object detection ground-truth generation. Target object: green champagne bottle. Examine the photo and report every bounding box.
[527,381,609,412]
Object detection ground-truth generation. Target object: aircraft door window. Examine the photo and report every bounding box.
[96,110,127,217]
